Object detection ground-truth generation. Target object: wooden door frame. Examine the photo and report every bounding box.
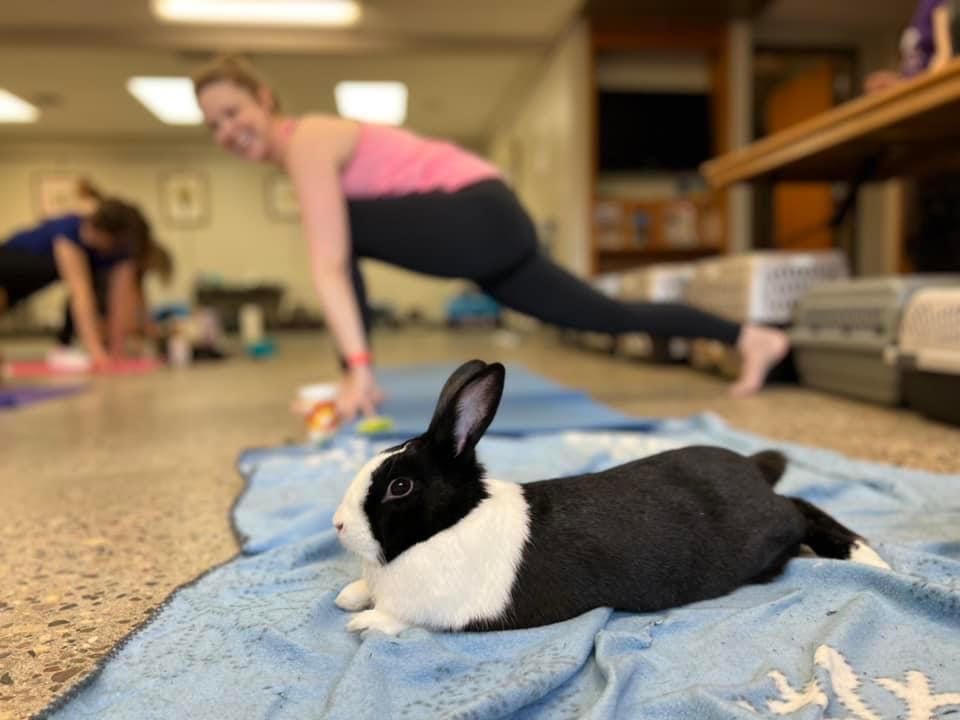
[751,44,860,251]
[588,20,731,274]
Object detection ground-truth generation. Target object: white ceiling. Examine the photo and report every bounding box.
[0,1,581,39]
[0,0,583,146]
[0,0,917,145]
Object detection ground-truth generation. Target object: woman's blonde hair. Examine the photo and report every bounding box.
[191,54,280,110]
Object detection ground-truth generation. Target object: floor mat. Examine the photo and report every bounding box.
[39,367,960,720]
[4,357,161,380]
[0,383,87,409]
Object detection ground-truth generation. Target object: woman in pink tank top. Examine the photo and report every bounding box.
[193,56,789,420]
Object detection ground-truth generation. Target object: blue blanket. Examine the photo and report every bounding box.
[43,388,960,719]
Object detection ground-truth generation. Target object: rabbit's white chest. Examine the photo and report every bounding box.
[368,479,530,630]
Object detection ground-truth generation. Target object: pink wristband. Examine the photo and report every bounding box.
[347,351,372,368]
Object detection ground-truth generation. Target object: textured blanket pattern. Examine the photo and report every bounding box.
[47,416,960,720]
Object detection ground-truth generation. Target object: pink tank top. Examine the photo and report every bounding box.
[339,123,501,199]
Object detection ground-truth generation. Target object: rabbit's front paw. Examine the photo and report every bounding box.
[346,609,409,635]
[335,579,372,611]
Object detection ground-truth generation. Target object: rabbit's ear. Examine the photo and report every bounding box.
[428,363,505,459]
[429,360,488,430]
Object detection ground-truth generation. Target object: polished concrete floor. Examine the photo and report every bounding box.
[2,328,959,719]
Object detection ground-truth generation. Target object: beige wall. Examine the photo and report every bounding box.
[0,139,464,327]
[489,19,592,276]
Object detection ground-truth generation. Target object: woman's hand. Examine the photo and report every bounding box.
[864,70,902,94]
[336,365,385,421]
[90,347,113,372]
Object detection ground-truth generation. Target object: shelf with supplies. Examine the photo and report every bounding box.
[592,195,726,273]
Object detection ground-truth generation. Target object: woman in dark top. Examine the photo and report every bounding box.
[0,199,148,367]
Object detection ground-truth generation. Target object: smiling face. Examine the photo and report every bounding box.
[197,79,275,163]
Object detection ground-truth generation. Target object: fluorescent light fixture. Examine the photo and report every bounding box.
[0,89,39,123]
[152,0,361,26]
[335,82,407,125]
[127,77,203,125]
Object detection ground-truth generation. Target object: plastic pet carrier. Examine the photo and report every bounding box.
[611,265,694,361]
[685,251,848,324]
[619,263,696,302]
[898,286,960,425]
[791,275,960,405]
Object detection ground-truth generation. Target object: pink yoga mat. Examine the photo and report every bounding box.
[4,357,162,379]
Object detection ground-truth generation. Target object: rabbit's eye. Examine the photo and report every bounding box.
[384,477,414,502]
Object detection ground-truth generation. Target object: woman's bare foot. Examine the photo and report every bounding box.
[730,325,790,396]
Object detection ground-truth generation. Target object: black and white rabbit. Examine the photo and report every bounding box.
[332,360,888,634]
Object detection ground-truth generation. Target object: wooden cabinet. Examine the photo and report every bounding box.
[594,195,726,272]
[588,20,731,274]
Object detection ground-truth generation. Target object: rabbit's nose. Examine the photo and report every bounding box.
[335,521,344,532]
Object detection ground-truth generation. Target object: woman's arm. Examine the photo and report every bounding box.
[133,281,163,340]
[287,125,367,361]
[286,120,382,418]
[52,238,109,364]
[106,260,138,356]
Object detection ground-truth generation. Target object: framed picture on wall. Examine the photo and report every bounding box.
[264,173,299,222]
[33,173,80,218]
[159,169,210,228]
